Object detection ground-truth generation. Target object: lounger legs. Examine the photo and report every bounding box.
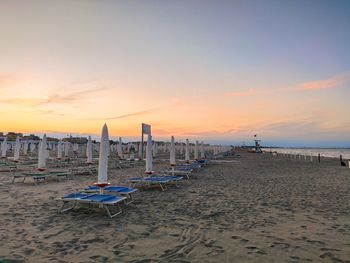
[123,194,134,205]
[59,201,78,213]
[105,204,122,218]
[159,183,167,191]
[59,201,123,218]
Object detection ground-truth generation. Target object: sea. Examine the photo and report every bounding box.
[262,148,350,159]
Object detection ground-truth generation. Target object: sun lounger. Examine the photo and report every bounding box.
[128,175,182,191]
[84,185,138,204]
[12,170,71,184]
[160,168,193,179]
[128,177,170,191]
[58,193,127,218]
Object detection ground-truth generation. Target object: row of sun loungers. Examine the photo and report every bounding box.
[57,160,213,217]
[128,175,183,191]
[12,170,72,184]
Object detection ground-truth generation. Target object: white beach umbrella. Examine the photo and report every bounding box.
[97,124,109,186]
[170,136,176,166]
[129,143,135,160]
[179,143,183,155]
[73,143,79,152]
[30,142,36,153]
[194,141,199,160]
[57,141,62,159]
[14,136,20,161]
[86,136,93,163]
[117,137,123,159]
[152,142,156,157]
[185,139,190,163]
[155,142,159,155]
[138,142,143,159]
[200,141,205,159]
[1,137,8,158]
[23,142,28,155]
[145,134,153,174]
[64,142,69,157]
[38,134,47,171]
[214,146,218,156]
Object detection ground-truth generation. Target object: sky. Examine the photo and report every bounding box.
[0,0,349,147]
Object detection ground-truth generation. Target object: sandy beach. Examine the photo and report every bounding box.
[0,151,349,263]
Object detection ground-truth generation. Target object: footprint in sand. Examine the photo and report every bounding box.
[239,238,249,243]
[306,239,326,245]
[270,242,290,249]
[245,246,267,255]
[320,247,341,252]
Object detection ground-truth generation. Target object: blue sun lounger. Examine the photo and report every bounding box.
[161,168,193,179]
[177,162,201,171]
[84,185,138,204]
[58,193,127,218]
[128,176,182,191]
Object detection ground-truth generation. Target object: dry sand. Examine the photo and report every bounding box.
[0,151,349,263]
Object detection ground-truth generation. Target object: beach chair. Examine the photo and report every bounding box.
[84,185,138,204]
[160,167,193,179]
[128,177,170,191]
[177,162,201,171]
[12,172,47,184]
[128,175,182,191]
[12,170,71,184]
[58,193,127,218]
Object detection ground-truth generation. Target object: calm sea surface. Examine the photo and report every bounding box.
[262,148,350,159]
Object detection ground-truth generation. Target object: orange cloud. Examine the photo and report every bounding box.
[299,71,350,91]
[0,73,21,88]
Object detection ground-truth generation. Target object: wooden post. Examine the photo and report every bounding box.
[340,155,343,166]
[318,153,320,163]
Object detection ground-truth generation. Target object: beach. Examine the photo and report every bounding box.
[0,151,349,263]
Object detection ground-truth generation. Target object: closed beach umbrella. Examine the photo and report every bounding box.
[152,142,156,157]
[138,142,142,159]
[117,137,123,159]
[185,139,190,163]
[75,143,79,152]
[97,124,109,185]
[57,141,62,159]
[23,142,28,155]
[30,142,36,153]
[194,141,199,160]
[145,134,153,174]
[1,137,7,158]
[170,136,176,166]
[200,141,205,159]
[38,134,47,171]
[64,142,69,157]
[214,146,218,156]
[14,136,20,161]
[86,136,93,163]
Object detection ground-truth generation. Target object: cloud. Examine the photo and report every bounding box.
[0,73,21,88]
[298,71,350,91]
[106,108,160,120]
[45,86,110,104]
[0,98,46,106]
[36,109,65,116]
[225,70,350,99]
[0,81,110,106]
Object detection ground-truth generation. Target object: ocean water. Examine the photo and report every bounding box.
[263,148,350,159]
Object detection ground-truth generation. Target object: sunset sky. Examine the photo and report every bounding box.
[0,0,349,146]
